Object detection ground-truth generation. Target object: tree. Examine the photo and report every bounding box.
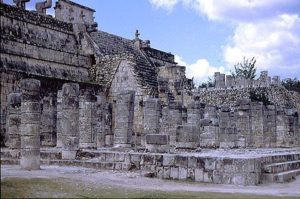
[198,76,215,88]
[231,57,257,79]
[282,78,300,93]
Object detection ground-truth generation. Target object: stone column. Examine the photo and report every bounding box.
[41,93,57,147]
[218,106,236,148]
[95,95,106,149]
[114,90,135,148]
[20,79,41,170]
[61,83,79,159]
[6,93,21,158]
[251,102,264,147]
[168,102,183,146]
[56,90,62,148]
[235,99,252,148]
[79,90,97,149]
[263,105,276,147]
[142,97,161,146]
[200,105,220,148]
[276,106,288,147]
[187,101,202,125]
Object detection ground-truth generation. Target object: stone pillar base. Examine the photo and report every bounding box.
[20,149,40,170]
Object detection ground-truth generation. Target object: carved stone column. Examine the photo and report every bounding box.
[6,93,21,158]
[20,79,41,170]
[114,91,135,148]
[61,83,79,159]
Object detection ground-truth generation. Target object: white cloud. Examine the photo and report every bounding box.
[150,0,300,79]
[224,14,300,77]
[149,0,179,12]
[175,55,225,85]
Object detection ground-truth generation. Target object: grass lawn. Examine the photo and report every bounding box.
[1,177,298,199]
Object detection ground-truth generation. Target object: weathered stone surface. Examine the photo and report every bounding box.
[61,83,80,159]
[20,79,41,170]
[176,125,200,149]
[114,90,135,148]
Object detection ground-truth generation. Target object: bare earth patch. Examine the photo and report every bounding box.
[1,165,300,198]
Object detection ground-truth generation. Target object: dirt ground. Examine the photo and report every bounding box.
[1,165,300,198]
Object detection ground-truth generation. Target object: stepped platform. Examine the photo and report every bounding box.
[1,147,300,186]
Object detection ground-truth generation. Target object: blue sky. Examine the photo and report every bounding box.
[3,0,300,84]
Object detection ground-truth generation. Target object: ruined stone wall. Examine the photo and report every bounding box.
[212,71,281,90]
[55,0,95,25]
[109,60,148,147]
[0,3,91,82]
[0,2,97,146]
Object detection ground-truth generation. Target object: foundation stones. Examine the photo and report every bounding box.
[20,79,41,170]
[61,83,80,159]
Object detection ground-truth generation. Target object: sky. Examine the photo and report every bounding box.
[3,0,300,84]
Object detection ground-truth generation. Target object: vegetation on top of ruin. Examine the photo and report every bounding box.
[231,57,257,79]
[249,88,272,106]
[282,78,300,93]
[198,76,215,89]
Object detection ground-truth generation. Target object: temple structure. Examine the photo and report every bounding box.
[1,0,299,185]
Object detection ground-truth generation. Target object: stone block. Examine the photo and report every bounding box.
[187,168,195,180]
[20,149,40,170]
[212,170,223,184]
[232,173,247,185]
[195,168,204,182]
[204,158,216,170]
[115,153,125,162]
[178,167,188,180]
[21,135,40,149]
[203,171,213,183]
[170,167,179,180]
[142,154,155,165]
[146,134,169,145]
[157,167,164,179]
[163,167,171,179]
[163,155,175,166]
[174,156,188,168]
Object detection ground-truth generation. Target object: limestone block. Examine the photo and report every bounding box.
[178,167,188,180]
[174,156,188,168]
[203,171,213,183]
[20,149,40,170]
[212,170,223,184]
[163,155,175,166]
[146,134,169,145]
[163,167,171,179]
[195,168,204,182]
[170,167,179,179]
[176,125,200,149]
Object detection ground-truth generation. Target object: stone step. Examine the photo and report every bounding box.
[0,158,20,165]
[262,169,300,183]
[263,160,300,173]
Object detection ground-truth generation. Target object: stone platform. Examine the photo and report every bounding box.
[1,147,300,186]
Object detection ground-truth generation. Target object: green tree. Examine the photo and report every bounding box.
[199,76,215,88]
[231,57,257,79]
[282,78,300,93]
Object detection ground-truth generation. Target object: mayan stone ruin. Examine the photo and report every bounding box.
[1,0,300,186]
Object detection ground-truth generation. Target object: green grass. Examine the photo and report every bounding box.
[1,177,299,199]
